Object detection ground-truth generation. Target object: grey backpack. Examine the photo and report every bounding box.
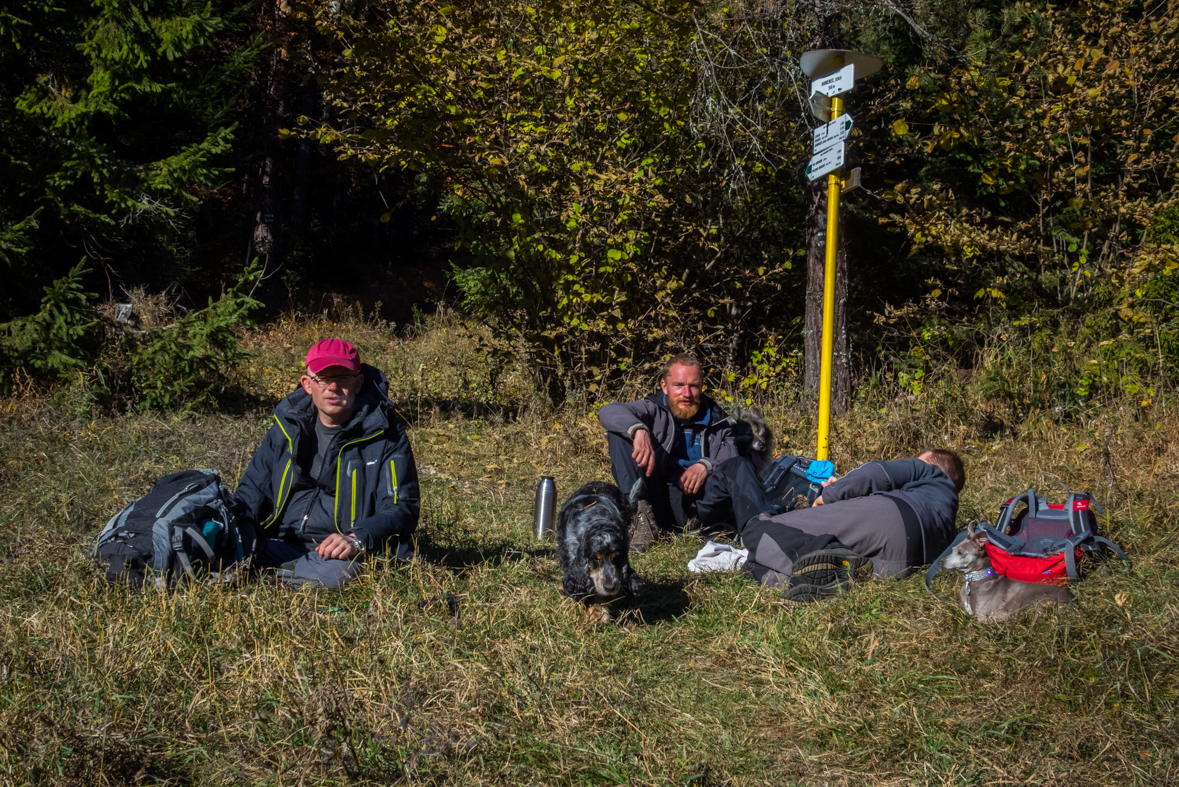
[95,469,254,588]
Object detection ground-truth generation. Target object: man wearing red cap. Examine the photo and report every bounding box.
[234,338,420,588]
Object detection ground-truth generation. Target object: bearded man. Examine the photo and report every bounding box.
[597,355,741,551]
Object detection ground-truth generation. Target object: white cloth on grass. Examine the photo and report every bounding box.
[688,540,749,574]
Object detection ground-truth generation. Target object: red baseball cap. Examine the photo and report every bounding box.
[305,338,361,375]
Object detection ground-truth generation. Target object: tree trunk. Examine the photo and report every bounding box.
[803,179,849,415]
[251,0,294,267]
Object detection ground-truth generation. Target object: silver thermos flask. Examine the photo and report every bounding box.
[534,476,557,539]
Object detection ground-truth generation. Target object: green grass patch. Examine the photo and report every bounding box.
[1,314,1177,785]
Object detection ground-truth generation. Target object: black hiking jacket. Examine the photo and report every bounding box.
[598,391,738,478]
[234,364,420,555]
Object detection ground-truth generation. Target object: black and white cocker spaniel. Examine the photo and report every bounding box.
[557,480,641,603]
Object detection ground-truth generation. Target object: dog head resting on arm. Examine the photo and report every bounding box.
[557,480,642,602]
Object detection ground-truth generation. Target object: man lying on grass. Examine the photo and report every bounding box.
[697,449,965,603]
[233,338,420,588]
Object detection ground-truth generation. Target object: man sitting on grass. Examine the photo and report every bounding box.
[598,355,748,551]
[699,449,965,603]
[234,338,420,588]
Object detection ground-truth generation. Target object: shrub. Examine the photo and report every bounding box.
[129,270,262,411]
[0,261,97,386]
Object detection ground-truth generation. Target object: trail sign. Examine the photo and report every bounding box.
[811,64,855,98]
[800,48,885,462]
[841,167,862,194]
[806,144,844,181]
[814,115,853,152]
[809,90,831,122]
[801,49,884,80]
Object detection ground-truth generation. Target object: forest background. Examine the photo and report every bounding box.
[2,0,1175,410]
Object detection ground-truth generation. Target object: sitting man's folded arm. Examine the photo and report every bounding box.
[348,431,420,551]
[232,429,282,530]
[597,400,657,437]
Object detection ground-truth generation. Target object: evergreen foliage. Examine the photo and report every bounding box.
[0,0,261,313]
[129,265,263,410]
[0,260,97,384]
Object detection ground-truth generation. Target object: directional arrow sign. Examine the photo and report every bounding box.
[814,115,853,153]
[811,63,855,98]
[841,167,862,194]
[808,90,831,122]
[805,143,844,182]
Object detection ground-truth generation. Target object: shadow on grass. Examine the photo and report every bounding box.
[414,523,554,570]
[413,521,694,625]
[630,576,693,624]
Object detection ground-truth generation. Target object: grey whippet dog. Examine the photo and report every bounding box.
[939,522,1072,620]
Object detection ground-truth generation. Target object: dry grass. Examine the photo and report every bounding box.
[1,310,1176,785]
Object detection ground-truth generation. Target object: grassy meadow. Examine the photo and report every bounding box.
[1,310,1177,786]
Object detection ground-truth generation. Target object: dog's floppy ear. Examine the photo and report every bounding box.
[622,563,641,597]
[562,568,594,600]
[627,478,644,508]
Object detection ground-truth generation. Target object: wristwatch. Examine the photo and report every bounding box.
[346,533,366,554]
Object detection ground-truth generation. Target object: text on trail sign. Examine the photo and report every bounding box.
[814,115,853,152]
[810,64,855,98]
[806,144,844,181]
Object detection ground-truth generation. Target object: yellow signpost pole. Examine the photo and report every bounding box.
[816,92,843,462]
[802,48,881,462]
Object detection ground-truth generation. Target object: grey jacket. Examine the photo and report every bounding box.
[821,458,959,557]
[598,391,738,476]
[234,364,420,554]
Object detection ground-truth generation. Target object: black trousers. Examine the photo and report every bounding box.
[695,455,773,533]
[606,432,698,531]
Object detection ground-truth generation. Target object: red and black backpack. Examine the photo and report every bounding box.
[980,488,1129,582]
[927,487,1130,588]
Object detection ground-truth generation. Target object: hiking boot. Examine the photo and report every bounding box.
[628,500,659,554]
[789,548,873,588]
[781,579,853,604]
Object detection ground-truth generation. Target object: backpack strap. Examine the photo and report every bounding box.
[1066,491,1095,537]
[171,527,196,582]
[184,526,217,560]
[171,525,216,583]
[995,498,1015,535]
[979,521,1024,555]
[925,528,970,591]
[1024,489,1039,518]
[1091,535,1131,566]
[995,489,1038,536]
[1063,532,1085,581]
